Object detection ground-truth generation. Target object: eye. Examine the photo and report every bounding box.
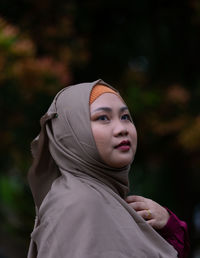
[96,115,109,121]
[121,114,131,121]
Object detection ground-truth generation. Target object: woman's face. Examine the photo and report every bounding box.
[90,93,137,168]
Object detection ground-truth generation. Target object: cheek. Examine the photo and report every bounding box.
[130,125,137,146]
[91,124,108,149]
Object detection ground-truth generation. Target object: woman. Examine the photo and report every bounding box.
[28,79,189,257]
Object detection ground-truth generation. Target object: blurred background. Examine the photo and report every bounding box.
[0,0,200,257]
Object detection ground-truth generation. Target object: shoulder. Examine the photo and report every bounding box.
[40,177,107,219]
[64,183,107,214]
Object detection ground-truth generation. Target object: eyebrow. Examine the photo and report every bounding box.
[91,106,129,114]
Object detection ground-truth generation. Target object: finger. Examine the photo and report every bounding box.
[128,202,147,211]
[146,219,156,228]
[147,219,162,230]
[137,210,153,220]
[126,195,146,203]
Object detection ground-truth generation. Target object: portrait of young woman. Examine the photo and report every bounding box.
[28,79,189,258]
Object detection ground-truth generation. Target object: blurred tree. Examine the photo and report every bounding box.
[0,17,71,257]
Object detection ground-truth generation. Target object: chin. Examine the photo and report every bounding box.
[110,159,132,168]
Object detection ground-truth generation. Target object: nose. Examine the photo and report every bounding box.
[113,120,128,137]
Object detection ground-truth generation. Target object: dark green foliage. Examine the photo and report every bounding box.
[0,1,199,257]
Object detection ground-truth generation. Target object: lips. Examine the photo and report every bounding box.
[114,140,131,149]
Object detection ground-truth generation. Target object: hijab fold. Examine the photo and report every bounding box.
[28,79,177,258]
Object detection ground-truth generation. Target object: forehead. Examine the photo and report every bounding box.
[90,93,126,110]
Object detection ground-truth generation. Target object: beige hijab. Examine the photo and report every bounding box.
[28,79,177,258]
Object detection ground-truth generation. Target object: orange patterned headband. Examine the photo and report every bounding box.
[89,84,120,105]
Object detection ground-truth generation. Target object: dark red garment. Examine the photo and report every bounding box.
[158,209,190,258]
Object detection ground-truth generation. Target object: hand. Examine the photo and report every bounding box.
[125,195,170,230]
